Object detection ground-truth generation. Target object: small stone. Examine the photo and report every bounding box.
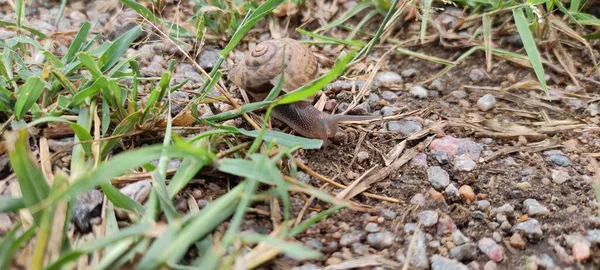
[349,102,371,115]
[387,120,423,136]
[418,210,439,227]
[563,139,579,153]
[367,93,380,106]
[430,136,483,160]
[411,193,425,206]
[469,69,486,82]
[445,184,460,201]
[381,209,397,220]
[492,232,502,242]
[572,242,590,261]
[428,189,445,201]
[483,261,497,270]
[408,230,429,269]
[539,253,555,269]
[367,231,394,249]
[304,238,323,250]
[375,71,403,87]
[510,233,526,249]
[192,189,203,199]
[339,232,363,246]
[545,155,571,167]
[380,106,400,116]
[432,151,451,165]
[565,84,579,93]
[431,255,469,270]
[472,211,485,220]
[0,213,13,233]
[120,180,152,203]
[451,90,468,99]
[401,68,417,78]
[588,103,599,116]
[381,90,399,102]
[523,199,549,216]
[490,204,515,217]
[467,261,480,270]
[72,189,104,233]
[541,177,551,185]
[197,49,220,71]
[511,219,543,240]
[296,171,311,184]
[365,222,381,233]
[477,200,491,211]
[452,230,470,246]
[458,185,475,203]
[449,243,478,262]
[478,238,504,262]
[410,152,429,167]
[427,166,450,190]
[500,221,512,231]
[477,94,496,111]
[410,85,428,99]
[325,257,342,265]
[454,155,476,171]
[551,169,570,184]
[516,182,531,191]
[356,151,370,163]
[586,229,600,244]
[430,79,444,91]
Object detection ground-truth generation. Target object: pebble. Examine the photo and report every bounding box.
[469,69,486,82]
[381,209,398,220]
[410,85,429,99]
[523,199,549,216]
[411,193,426,206]
[477,94,496,111]
[483,261,497,270]
[351,242,370,255]
[367,231,394,249]
[349,102,371,115]
[387,120,423,135]
[477,200,491,211]
[472,211,485,220]
[408,230,429,269]
[430,79,444,90]
[572,242,590,261]
[563,139,579,153]
[467,261,480,270]
[365,222,381,233]
[325,257,342,266]
[290,172,311,186]
[458,185,475,203]
[454,155,476,171]
[410,152,429,167]
[381,106,401,116]
[418,210,440,227]
[367,93,380,107]
[72,189,104,233]
[381,90,399,102]
[588,103,599,116]
[427,166,450,190]
[197,49,220,71]
[375,71,403,87]
[430,136,484,160]
[401,68,417,78]
[565,84,579,93]
[431,255,469,270]
[444,184,460,201]
[0,214,13,233]
[452,230,470,246]
[511,219,543,240]
[356,151,370,163]
[432,151,451,165]
[449,243,478,262]
[120,180,152,203]
[539,253,556,269]
[490,204,514,217]
[545,154,572,167]
[492,232,502,242]
[500,221,512,232]
[551,169,570,184]
[510,233,526,249]
[586,229,600,244]
[451,90,468,99]
[339,232,363,246]
[516,182,531,191]
[304,238,323,250]
[477,238,504,262]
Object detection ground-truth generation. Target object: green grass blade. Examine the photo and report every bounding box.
[14,76,45,121]
[98,25,142,72]
[100,183,146,214]
[0,224,36,270]
[5,129,50,224]
[64,22,92,63]
[512,7,548,92]
[0,196,25,212]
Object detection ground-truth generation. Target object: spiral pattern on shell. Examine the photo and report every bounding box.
[229,38,318,102]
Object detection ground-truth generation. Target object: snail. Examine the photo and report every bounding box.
[229,38,381,143]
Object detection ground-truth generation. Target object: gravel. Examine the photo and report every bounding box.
[427,166,450,190]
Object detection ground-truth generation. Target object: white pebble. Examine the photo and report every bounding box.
[410,86,428,99]
[477,94,496,111]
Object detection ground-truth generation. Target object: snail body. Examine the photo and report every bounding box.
[229,38,380,142]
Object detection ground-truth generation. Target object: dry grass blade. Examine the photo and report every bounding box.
[325,255,402,270]
[336,165,379,200]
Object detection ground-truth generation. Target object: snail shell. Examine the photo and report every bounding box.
[229,38,319,102]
